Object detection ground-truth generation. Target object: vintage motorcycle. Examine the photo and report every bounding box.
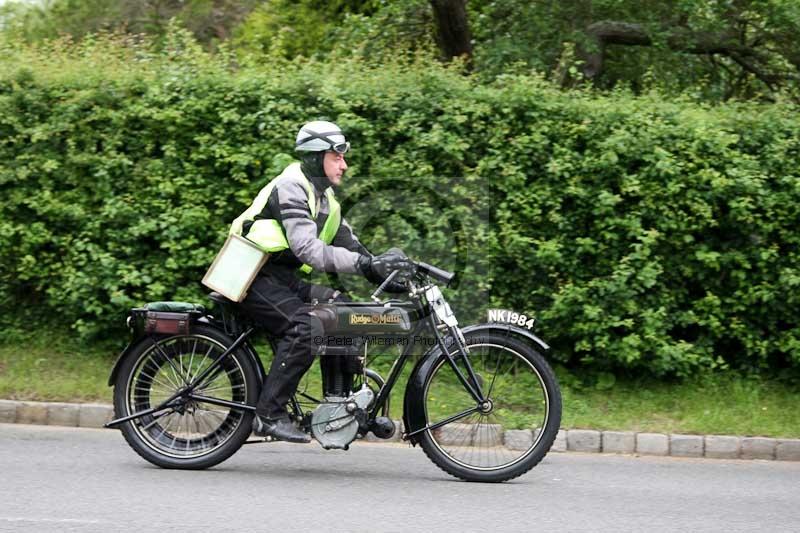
[106,261,562,482]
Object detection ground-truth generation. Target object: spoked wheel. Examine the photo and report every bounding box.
[418,332,562,482]
[113,325,259,469]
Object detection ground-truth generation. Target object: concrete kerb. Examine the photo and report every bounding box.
[705,435,741,459]
[504,429,534,451]
[78,403,115,428]
[567,429,601,453]
[670,434,704,458]
[552,429,567,452]
[47,402,80,427]
[741,437,776,460]
[16,401,48,425]
[1,399,798,462]
[637,433,669,456]
[603,431,635,454]
[776,440,800,461]
[0,399,17,424]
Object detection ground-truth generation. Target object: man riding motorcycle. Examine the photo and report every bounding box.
[231,120,410,443]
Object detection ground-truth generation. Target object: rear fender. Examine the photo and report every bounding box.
[107,339,140,387]
[401,323,549,444]
[107,316,267,387]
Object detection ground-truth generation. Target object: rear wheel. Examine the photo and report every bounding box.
[112,325,258,469]
[418,332,561,482]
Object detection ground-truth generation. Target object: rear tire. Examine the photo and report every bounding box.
[112,325,258,469]
[417,332,561,482]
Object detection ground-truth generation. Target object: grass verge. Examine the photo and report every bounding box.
[0,336,797,438]
[558,371,799,438]
[0,336,115,403]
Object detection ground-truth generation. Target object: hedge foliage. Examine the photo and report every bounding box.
[1,34,798,376]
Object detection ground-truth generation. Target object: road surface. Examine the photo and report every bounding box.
[1,424,798,532]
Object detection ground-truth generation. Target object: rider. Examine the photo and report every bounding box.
[232,120,410,443]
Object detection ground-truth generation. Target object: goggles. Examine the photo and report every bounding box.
[296,129,350,154]
[331,141,350,154]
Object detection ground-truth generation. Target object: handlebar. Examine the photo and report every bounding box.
[414,261,456,287]
[370,259,456,302]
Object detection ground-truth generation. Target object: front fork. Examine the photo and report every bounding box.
[431,316,486,406]
[420,284,485,406]
[402,319,489,440]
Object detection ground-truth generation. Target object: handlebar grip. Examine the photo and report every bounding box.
[416,261,456,287]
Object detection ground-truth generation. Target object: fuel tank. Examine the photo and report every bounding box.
[312,301,420,335]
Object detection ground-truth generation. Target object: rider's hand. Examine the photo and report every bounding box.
[373,248,414,279]
[382,280,408,294]
[357,248,415,284]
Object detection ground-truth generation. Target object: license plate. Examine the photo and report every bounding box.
[487,309,535,329]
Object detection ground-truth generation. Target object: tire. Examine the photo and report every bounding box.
[112,325,259,469]
[417,332,562,482]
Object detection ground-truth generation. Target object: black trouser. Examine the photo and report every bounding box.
[238,265,347,420]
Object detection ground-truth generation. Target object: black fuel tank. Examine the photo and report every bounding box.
[312,302,418,335]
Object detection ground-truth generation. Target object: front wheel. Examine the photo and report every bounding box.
[418,332,562,482]
[112,325,259,469]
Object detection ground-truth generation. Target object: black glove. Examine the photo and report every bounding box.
[373,248,414,279]
[357,248,415,286]
[382,279,408,294]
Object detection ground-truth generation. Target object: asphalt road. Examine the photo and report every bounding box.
[1,424,798,532]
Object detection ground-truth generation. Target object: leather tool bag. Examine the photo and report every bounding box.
[144,311,193,335]
[128,302,205,335]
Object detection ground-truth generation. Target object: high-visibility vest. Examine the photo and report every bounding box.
[229,163,341,273]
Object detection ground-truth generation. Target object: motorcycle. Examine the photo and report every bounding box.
[106,260,562,483]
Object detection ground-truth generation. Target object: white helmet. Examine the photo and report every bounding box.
[295,121,350,153]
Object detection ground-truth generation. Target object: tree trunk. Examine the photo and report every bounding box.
[430,0,473,64]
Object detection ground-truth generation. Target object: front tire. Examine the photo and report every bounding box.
[112,325,259,469]
[417,332,562,482]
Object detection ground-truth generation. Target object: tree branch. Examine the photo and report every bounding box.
[580,20,785,92]
[727,51,778,90]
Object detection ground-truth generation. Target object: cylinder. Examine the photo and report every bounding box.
[320,345,362,398]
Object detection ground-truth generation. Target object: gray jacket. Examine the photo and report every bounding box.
[241,163,368,273]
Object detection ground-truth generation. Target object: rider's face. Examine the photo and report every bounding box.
[323,151,348,186]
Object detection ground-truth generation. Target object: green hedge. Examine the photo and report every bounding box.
[1,36,798,376]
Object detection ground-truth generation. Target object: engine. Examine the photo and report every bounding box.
[308,302,414,449]
[308,342,369,449]
[311,387,374,450]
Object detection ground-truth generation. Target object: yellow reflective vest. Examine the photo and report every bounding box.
[229,163,341,274]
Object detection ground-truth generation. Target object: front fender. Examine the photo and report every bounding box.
[401,323,550,444]
[460,322,549,352]
[402,342,443,445]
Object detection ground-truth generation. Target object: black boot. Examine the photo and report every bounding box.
[253,416,311,444]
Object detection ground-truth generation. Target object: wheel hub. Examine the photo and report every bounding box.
[479,399,494,414]
[170,396,195,415]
